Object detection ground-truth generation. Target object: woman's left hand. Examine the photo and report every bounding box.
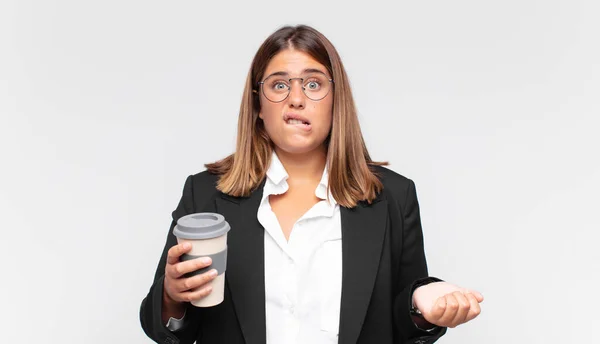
[412,282,484,328]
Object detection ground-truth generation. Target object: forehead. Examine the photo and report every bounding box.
[263,49,328,76]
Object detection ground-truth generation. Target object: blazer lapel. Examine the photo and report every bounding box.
[216,182,266,344]
[338,199,388,344]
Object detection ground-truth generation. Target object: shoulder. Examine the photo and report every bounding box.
[179,170,221,210]
[169,170,221,218]
[188,170,220,190]
[372,165,415,191]
[371,165,417,205]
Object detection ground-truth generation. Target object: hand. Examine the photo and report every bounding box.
[163,242,218,304]
[413,282,483,328]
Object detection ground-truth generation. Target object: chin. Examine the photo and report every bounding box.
[277,141,325,155]
[278,146,313,155]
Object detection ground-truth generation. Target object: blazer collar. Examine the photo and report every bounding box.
[216,181,387,344]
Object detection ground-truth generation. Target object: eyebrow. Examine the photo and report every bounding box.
[263,68,329,79]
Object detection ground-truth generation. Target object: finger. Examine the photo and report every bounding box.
[181,284,213,302]
[449,291,470,327]
[428,296,447,322]
[463,288,484,303]
[464,293,482,322]
[167,242,192,265]
[439,294,459,327]
[168,256,212,279]
[175,268,218,293]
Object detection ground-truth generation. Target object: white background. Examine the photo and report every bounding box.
[1,0,599,343]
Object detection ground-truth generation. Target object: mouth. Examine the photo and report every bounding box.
[283,113,311,130]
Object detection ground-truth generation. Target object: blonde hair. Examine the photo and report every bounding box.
[205,25,387,208]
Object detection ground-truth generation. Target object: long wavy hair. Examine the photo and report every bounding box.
[205,24,387,208]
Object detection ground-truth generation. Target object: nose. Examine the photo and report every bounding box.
[287,78,305,109]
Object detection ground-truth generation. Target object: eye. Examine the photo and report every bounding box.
[306,80,321,90]
[273,82,288,91]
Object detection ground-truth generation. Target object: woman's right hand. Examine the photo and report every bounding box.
[163,242,218,304]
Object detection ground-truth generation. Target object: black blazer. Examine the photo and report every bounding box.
[140,166,447,344]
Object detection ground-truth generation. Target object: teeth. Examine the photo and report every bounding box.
[287,119,307,125]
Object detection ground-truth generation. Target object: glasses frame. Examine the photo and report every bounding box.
[256,71,334,103]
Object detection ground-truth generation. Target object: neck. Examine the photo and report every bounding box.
[274,146,327,182]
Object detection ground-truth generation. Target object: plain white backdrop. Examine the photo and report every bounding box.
[1,0,599,343]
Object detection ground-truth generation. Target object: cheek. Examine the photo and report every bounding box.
[313,103,333,130]
[260,104,282,129]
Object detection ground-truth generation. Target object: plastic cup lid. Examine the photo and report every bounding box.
[173,213,230,240]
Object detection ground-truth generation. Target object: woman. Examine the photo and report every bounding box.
[140,25,483,344]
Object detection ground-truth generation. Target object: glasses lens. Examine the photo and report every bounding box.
[262,75,290,102]
[302,73,331,101]
[261,73,332,102]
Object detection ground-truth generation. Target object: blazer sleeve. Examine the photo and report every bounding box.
[392,178,447,344]
[139,175,202,344]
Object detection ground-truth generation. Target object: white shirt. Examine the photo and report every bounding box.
[258,152,343,344]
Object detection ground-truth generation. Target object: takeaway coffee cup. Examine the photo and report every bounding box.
[173,212,230,307]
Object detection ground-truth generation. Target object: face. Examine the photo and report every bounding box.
[258,49,334,155]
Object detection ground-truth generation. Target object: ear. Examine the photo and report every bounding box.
[253,89,263,119]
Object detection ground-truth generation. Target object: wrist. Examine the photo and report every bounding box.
[162,288,186,310]
[410,298,438,332]
[412,315,437,331]
[411,278,439,311]
[410,277,444,332]
[162,289,186,324]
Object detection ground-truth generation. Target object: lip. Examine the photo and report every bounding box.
[283,113,311,125]
[283,113,312,132]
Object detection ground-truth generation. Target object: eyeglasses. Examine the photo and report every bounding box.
[256,71,334,103]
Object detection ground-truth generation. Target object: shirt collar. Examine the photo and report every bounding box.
[265,151,337,207]
[266,151,288,186]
